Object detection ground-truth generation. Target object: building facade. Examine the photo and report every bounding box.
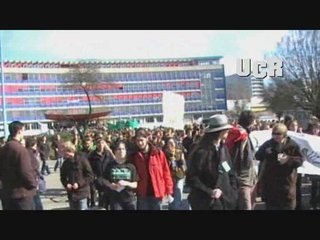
[0,56,227,130]
[250,76,267,112]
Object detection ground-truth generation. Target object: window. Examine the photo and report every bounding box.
[15,73,22,81]
[156,116,163,122]
[4,74,11,81]
[202,72,211,79]
[29,86,40,92]
[214,69,225,78]
[24,98,40,105]
[146,117,154,123]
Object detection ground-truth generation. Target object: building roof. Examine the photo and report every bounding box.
[2,56,222,66]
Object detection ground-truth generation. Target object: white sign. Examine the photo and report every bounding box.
[162,91,185,129]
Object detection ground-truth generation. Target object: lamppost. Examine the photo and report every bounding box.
[0,31,8,140]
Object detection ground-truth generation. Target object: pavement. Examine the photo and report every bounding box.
[40,161,69,210]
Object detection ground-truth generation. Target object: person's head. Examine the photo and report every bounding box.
[118,134,124,141]
[55,134,61,141]
[154,130,162,139]
[272,123,288,143]
[192,126,199,136]
[62,141,76,159]
[284,114,295,128]
[135,128,149,151]
[238,110,256,129]
[83,136,93,150]
[200,114,232,146]
[288,120,299,132]
[95,138,107,152]
[25,136,37,150]
[306,121,320,135]
[165,137,176,151]
[186,128,192,138]
[9,121,25,141]
[113,140,127,163]
[40,135,47,142]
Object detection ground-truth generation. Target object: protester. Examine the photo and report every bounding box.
[186,114,238,210]
[0,121,37,210]
[255,123,303,210]
[131,128,173,210]
[60,141,94,210]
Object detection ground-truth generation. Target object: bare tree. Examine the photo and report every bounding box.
[264,30,320,118]
[62,62,120,142]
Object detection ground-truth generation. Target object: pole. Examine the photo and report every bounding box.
[0,31,8,140]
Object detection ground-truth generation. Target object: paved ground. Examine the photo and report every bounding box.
[40,161,69,210]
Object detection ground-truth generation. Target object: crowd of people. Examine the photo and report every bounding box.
[0,111,319,210]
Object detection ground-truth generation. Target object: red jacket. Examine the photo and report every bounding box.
[131,145,173,198]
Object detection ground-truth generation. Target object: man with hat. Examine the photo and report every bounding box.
[186,114,238,210]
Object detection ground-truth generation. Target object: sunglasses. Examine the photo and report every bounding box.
[272,132,283,136]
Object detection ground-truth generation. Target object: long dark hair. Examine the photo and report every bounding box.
[188,130,223,161]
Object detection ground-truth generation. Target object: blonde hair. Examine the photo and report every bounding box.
[62,141,76,153]
[272,123,288,136]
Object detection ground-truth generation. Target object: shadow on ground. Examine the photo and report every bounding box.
[41,188,66,197]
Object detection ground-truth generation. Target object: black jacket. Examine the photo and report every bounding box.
[186,142,238,210]
[88,150,115,191]
[60,154,94,201]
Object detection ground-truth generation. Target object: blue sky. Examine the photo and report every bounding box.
[0,30,288,75]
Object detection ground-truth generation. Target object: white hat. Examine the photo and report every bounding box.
[203,114,233,133]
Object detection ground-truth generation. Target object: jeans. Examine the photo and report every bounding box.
[54,157,64,171]
[41,160,51,175]
[110,198,137,210]
[168,178,186,210]
[88,183,97,207]
[69,198,88,210]
[33,192,43,210]
[137,196,161,210]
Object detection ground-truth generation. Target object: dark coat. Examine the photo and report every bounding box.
[88,150,115,192]
[38,141,51,161]
[51,140,64,159]
[60,154,94,201]
[0,140,37,199]
[186,142,238,210]
[255,137,303,209]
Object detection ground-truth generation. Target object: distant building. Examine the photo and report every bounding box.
[251,77,264,99]
[0,56,227,131]
[250,76,267,112]
[225,74,267,112]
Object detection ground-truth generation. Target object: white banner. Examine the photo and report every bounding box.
[162,91,185,129]
[250,130,320,175]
